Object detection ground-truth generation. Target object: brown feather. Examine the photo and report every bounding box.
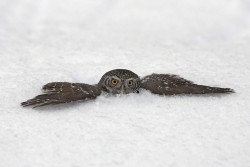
[141,74,234,95]
[21,82,101,108]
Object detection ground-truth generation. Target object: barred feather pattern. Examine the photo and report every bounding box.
[21,82,101,108]
[140,74,234,95]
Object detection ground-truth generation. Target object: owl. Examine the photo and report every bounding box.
[21,69,234,108]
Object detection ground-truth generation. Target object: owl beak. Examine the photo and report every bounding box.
[120,85,125,94]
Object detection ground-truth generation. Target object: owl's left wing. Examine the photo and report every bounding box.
[140,74,234,95]
[21,82,101,108]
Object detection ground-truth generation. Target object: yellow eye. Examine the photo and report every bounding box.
[128,80,133,86]
[112,79,118,85]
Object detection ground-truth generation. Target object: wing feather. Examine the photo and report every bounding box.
[21,82,101,108]
[140,74,234,95]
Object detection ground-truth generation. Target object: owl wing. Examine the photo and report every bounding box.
[140,74,234,95]
[21,82,101,108]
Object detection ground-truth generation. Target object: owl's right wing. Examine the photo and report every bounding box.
[140,74,234,95]
[21,82,101,108]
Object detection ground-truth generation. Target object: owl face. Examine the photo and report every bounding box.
[104,76,140,94]
[98,69,141,94]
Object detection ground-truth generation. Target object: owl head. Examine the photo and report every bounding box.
[98,69,141,94]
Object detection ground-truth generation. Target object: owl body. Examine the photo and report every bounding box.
[21,69,234,108]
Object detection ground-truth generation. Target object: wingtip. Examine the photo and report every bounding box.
[224,88,235,93]
[20,101,29,107]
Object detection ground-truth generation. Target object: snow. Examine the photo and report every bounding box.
[0,0,250,166]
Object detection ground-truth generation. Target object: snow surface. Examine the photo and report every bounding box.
[0,0,250,167]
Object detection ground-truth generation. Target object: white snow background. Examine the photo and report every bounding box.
[0,0,250,167]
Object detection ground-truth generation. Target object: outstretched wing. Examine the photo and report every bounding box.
[21,82,101,108]
[140,74,234,95]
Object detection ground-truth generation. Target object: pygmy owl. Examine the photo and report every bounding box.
[21,69,234,108]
